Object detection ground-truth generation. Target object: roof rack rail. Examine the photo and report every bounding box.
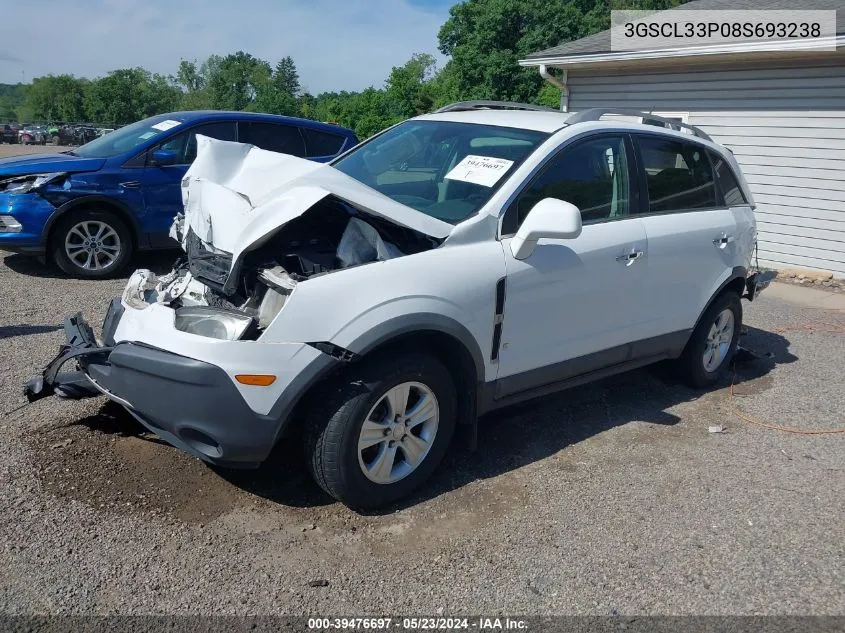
[565,108,712,142]
[434,100,561,114]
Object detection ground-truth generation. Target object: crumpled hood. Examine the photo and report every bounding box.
[0,153,106,177]
[179,135,453,272]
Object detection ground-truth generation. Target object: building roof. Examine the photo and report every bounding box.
[522,0,844,62]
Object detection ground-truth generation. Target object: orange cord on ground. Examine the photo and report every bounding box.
[729,380,845,435]
[728,308,845,435]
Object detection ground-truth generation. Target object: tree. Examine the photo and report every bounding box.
[273,56,300,96]
[438,0,593,103]
[249,86,299,116]
[438,0,688,105]
[247,55,301,116]
[0,83,27,120]
[385,53,437,118]
[427,61,461,109]
[205,51,272,111]
[84,68,181,124]
[25,75,88,122]
[177,59,205,93]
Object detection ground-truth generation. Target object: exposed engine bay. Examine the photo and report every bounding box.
[124,197,440,339]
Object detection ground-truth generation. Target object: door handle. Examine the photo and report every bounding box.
[616,250,644,266]
[713,233,735,248]
[120,181,141,189]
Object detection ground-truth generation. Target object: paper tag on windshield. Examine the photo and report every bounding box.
[152,119,181,132]
[445,155,514,188]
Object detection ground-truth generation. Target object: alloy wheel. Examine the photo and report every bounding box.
[357,381,440,485]
[64,220,122,271]
[702,308,735,372]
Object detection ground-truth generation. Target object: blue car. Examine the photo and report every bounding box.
[0,111,359,278]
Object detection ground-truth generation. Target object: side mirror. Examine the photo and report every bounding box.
[510,198,582,260]
[150,148,179,167]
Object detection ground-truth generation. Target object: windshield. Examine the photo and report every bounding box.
[332,120,549,224]
[72,114,186,158]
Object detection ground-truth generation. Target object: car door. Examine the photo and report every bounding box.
[495,133,651,399]
[137,120,238,246]
[632,134,743,338]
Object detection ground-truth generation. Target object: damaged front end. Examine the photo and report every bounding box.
[25,136,451,415]
[123,193,439,343]
[24,312,112,402]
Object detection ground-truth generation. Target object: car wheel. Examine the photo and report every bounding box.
[303,352,457,510]
[51,135,59,146]
[677,291,742,388]
[50,210,134,279]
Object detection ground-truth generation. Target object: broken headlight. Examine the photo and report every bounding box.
[174,307,254,341]
[1,172,66,194]
[256,266,296,329]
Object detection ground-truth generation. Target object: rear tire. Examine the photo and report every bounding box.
[302,352,457,510]
[677,291,742,388]
[50,210,133,279]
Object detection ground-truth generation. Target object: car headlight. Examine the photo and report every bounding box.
[1,172,66,194]
[174,307,254,340]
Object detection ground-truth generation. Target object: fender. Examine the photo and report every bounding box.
[41,195,143,247]
[347,312,487,384]
[262,314,487,446]
[692,265,747,333]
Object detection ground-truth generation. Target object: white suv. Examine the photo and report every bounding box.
[26,103,772,509]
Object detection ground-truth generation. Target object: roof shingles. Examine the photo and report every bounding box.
[524,0,844,60]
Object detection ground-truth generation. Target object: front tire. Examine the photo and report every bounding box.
[677,291,742,388]
[303,352,457,510]
[50,210,133,279]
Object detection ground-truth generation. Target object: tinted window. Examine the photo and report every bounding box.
[185,121,237,161]
[708,150,747,206]
[240,122,306,156]
[637,136,718,213]
[507,135,631,232]
[146,121,237,165]
[301,127,346,157]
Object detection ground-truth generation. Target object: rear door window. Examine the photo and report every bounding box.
[144,121,237,166]
[301,127,347,157]
[185,121,238,162]
[636,136,718,213]
[707,150,748,206]
[239,122,306,157]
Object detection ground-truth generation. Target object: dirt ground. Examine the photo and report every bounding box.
[0,143,73,158]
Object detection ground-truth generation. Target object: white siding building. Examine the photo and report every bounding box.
[520,0,845,277]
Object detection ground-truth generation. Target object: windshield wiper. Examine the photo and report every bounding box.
[62,150,77,156]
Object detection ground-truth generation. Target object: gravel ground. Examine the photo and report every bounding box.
[0,250,843,616]
[0,144,75,158]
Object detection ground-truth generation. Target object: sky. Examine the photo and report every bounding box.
[0,0,455,93]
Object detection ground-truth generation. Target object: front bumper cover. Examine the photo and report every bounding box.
[24,306,286,467]
[24,313,112,402]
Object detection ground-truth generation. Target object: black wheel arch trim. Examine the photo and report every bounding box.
[345,313,487,385]
[42,195,142,248]
[258,317,486,449]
